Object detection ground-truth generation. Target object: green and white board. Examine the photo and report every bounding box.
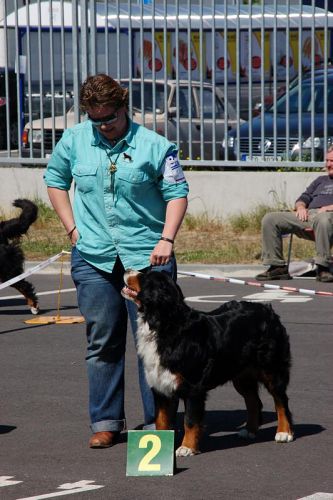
[126,430,175,476]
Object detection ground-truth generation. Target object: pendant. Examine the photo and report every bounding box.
[109,163,117,174]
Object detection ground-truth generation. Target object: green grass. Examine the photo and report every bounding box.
[229,204,273,233]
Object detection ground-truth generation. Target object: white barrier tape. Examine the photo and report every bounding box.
[0,251,70,291]
[178,270,333,298]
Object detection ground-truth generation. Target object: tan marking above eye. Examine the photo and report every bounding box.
[127,274,141,292]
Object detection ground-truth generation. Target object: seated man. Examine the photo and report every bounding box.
[256,146,333,283]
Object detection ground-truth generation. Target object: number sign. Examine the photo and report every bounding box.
[126,430,175,476]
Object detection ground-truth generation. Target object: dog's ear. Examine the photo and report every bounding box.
[138,270,184,309]
[155,271,184,300]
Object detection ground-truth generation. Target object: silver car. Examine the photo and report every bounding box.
[22,79,240,160]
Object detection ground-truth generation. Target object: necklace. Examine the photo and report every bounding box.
[108,151,121,175]
[105,146,124,196]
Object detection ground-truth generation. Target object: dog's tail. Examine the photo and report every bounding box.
[1,199,38,240]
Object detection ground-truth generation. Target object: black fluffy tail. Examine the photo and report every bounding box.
[0,199,38,241]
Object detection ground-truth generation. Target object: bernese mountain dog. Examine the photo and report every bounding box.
[0,199,39,314]
[122,269,293,456]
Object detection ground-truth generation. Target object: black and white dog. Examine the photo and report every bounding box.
[0,199,39,314]
[122,269,293,456]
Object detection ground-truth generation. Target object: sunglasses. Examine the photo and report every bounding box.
[88,110,119,126]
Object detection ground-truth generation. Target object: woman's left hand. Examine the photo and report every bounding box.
[149,240,173,266]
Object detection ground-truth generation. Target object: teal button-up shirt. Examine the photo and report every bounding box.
[44,119,189,272]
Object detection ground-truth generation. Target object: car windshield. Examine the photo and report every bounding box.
[122,82,168,113]
[269,82,333,114]
[24,94,74,122]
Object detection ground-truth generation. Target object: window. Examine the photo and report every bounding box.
[200,88,224,118]
[170,87,196,118]
[129,82,166,113]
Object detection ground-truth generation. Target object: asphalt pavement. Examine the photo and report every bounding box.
[0,266,332,500]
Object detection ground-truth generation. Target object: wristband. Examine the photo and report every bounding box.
[67,225,76,237]
[160,236,174,244]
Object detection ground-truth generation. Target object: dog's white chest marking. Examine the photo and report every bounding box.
[136,316,178,397]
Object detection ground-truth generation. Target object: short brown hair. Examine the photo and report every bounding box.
[79,74,129,112]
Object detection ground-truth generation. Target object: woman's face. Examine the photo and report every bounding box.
[86,104,128,142]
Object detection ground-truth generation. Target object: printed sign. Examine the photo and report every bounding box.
[126,430,175,476]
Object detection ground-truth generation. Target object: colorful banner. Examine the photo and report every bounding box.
[240,31,271,81]
[273,29,326,79]
[170,31,202,79]
[273,31,298,80]
[132,29,329,82]
[133,31,170,78]
[206,31,237,82]
[301,29,325,70]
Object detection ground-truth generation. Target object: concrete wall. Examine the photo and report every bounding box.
[185,171,320,218]
[1,166,320,219]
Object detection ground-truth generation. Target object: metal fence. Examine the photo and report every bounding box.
[0,0,333,168]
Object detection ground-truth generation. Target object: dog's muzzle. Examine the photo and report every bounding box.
[121,269,142,302]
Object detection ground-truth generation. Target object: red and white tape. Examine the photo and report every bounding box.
[177,271,333,298]
[2,257,332,298]
[0,251,70,291]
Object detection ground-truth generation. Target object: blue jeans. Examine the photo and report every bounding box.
[71,246,177,433]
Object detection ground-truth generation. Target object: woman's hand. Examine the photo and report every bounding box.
[68,227,79,246]
[149,239,173,266]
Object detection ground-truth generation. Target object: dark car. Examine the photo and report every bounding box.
[0,68,18,150]
[222,67,333,162]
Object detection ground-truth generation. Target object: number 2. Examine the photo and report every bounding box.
[138,435,162,471]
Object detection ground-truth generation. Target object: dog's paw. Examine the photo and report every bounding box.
[237,428,256,440]
[30,306,39,315]
[275,432,294,443]
[176,446,200,457]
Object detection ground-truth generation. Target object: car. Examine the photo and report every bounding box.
[24,91,74,123]
[22,79,240,160]
[222,67,333,162]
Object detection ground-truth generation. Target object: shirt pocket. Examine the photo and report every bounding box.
[116,166,153,199]
[116,166,150,184]
[72,163,99,194]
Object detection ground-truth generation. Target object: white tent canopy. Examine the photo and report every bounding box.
[3,2,333,30]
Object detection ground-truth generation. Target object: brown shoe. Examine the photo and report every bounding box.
[255,265,291,281]
[89,431,119,449]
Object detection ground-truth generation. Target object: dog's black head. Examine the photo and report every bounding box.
[122,269,185,327]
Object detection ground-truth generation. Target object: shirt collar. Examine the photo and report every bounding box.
[90,117,137,150]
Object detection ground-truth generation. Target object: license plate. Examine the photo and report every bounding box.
[241,154,282,162]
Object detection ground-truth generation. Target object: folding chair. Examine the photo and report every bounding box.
[286,227,315,270]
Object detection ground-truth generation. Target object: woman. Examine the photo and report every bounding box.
[44,74,188,448]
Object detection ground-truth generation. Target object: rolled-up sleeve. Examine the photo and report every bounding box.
[43,129,73,190]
